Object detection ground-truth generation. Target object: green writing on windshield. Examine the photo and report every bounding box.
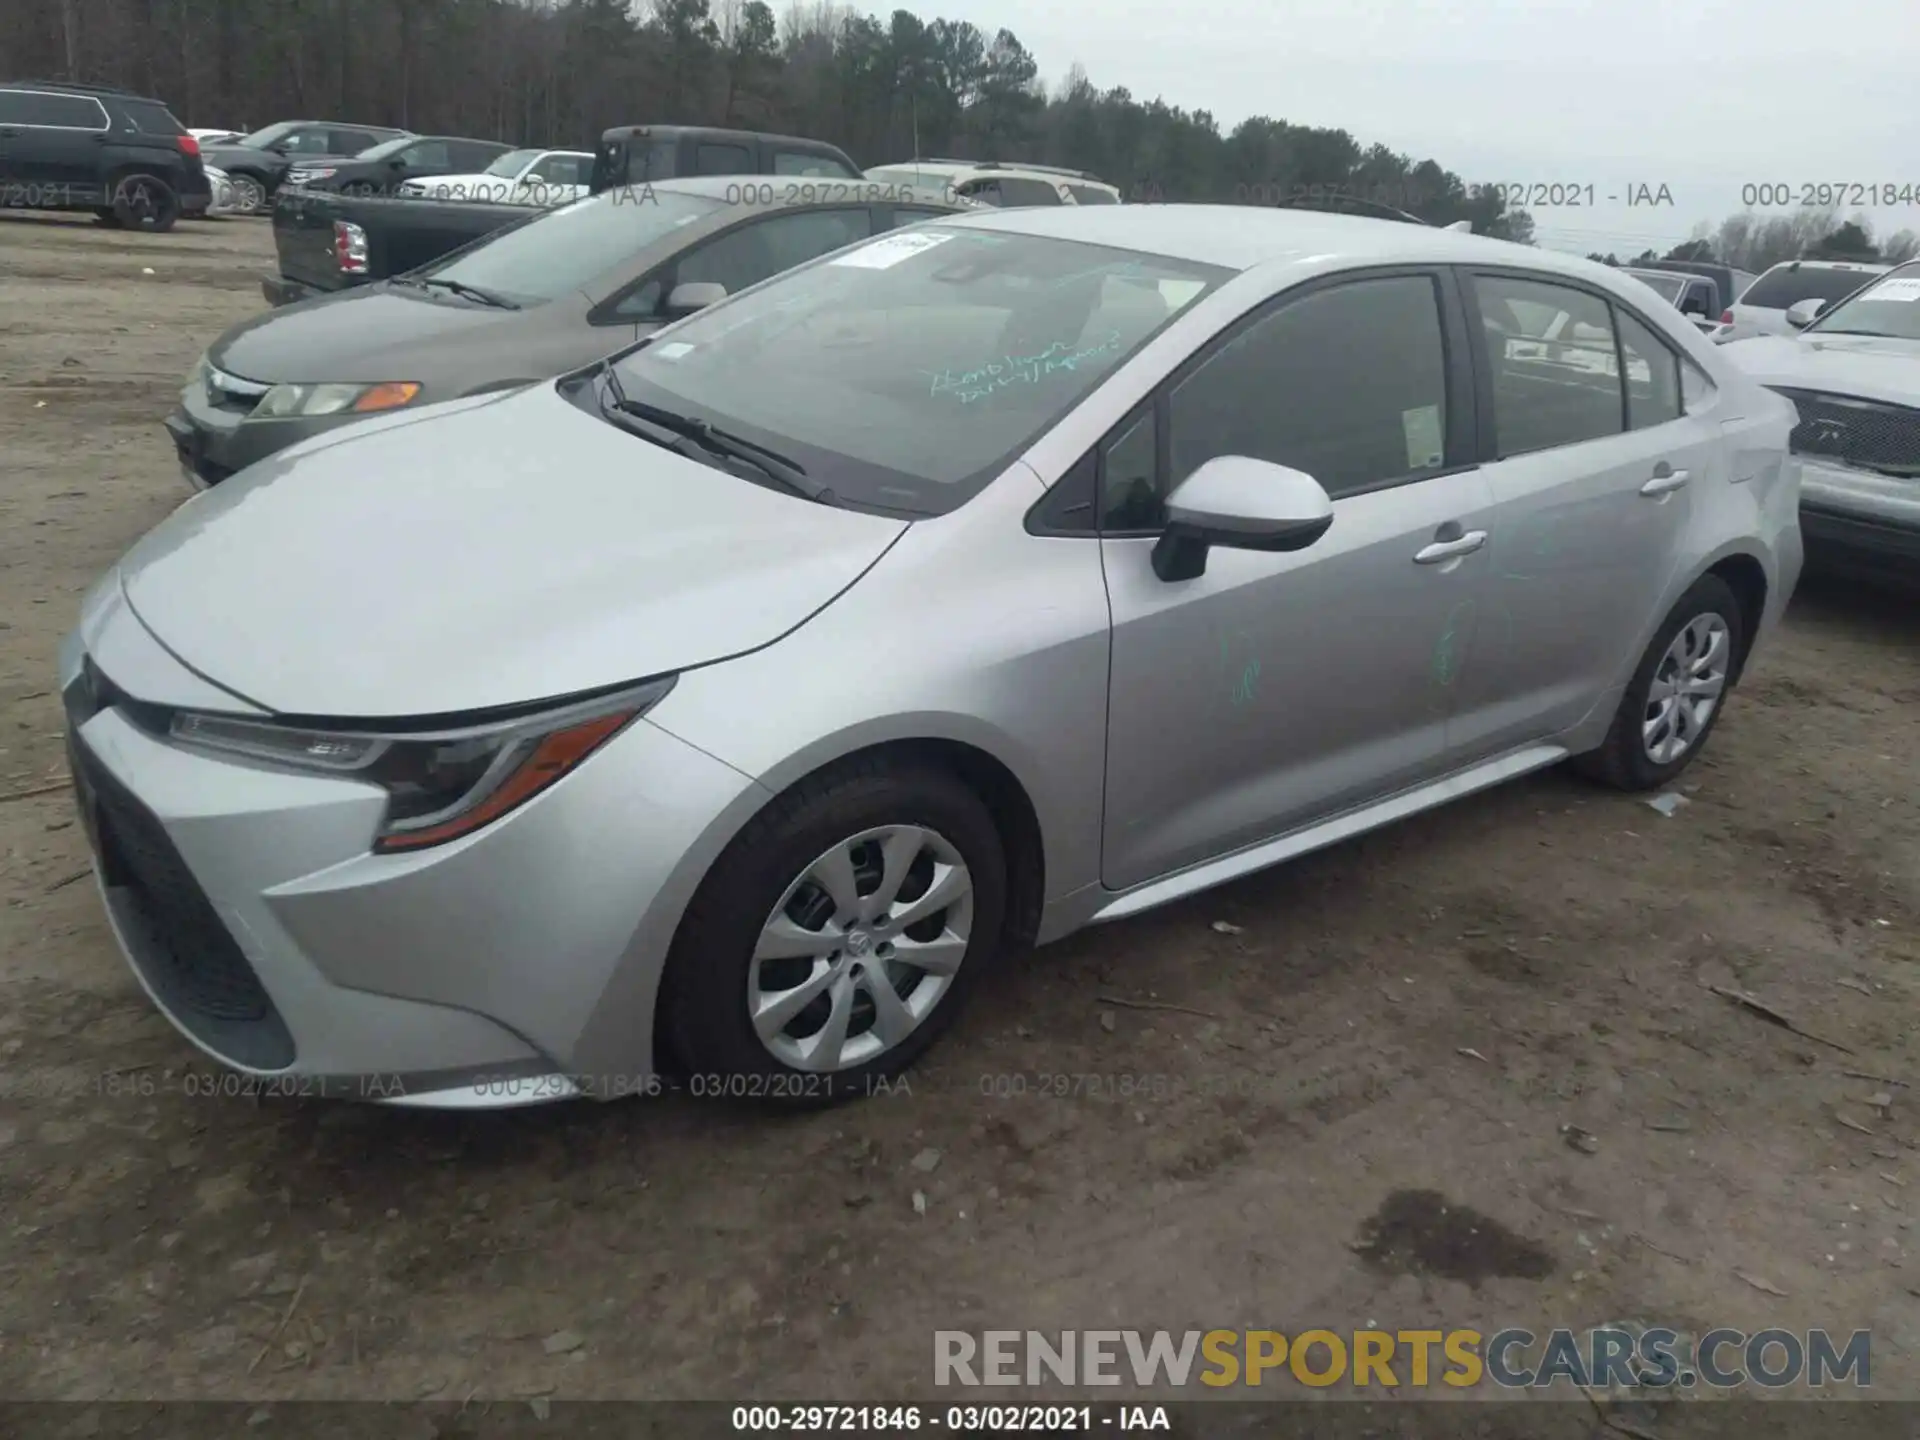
[924,331,1124,405]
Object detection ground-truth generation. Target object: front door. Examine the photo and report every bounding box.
[1446,271,1716,757]
[1099,269,1496,891]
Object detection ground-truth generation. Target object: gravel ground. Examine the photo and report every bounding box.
[1,212,1917,1407]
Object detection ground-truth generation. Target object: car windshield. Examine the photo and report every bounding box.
[604,224,1231,516]
[1741,265,1886,310]
[235,121,300,149]
[419,189,723,305]
[1625,271,1686,303]
[485,149,542,177]
[1806,262,1920,339]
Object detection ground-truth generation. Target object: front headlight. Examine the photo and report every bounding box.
[166,678,675,852]
[250,380,422,419]
[293,167,337,181]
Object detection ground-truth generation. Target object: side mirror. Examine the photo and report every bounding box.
[665,281,726,316]
[1150,456,1335,582]
[1785,298,1825,329]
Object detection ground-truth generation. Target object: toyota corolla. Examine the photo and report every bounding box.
[62,206,1802,1108]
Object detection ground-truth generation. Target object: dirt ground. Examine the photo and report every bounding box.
[1,212,1917,1410]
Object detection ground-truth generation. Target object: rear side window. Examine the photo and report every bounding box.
[533,154,589,185]
[1475,274,1624,456]
[773,149,855,177]
[0,90,108,128]
[335,129,385,155]
[695,142,752,176]
[118,99,185,136]
[1741,266,1884,309]
[995,177,1065,207]
[1613,307,1681,429]
[1067,184,1118,204]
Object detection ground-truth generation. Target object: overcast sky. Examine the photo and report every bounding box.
[931,0,1920,255]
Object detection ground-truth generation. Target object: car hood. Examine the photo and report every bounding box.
[210,287,544,384]
[116,382,910,718]
[1721,333,1920,407]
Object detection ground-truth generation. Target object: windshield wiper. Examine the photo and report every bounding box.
[413,276,519,309]
[599,366,833,504]
[1804,328,1893,338]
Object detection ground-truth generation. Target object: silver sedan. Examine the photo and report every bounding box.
[62,205,1804,1108]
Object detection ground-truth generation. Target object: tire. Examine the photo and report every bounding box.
[660,756,1007,1108]
[228,173,266,215]
[1571,574,1744,792]
[111,173,180,233]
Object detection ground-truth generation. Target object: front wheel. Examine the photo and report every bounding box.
[228,172,266,214]
[1571,573,1744,791]
[660,759,1007,1107]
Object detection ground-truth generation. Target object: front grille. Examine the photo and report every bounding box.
[74,741,274,1022]
[1774,388,1920,477]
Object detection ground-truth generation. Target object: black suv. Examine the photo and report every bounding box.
[281,133,514,195]
[0,81,210,231]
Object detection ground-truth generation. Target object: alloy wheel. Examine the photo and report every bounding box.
[232,175,265,214]
[748,824,974,1072]
[1643,612,1730,765]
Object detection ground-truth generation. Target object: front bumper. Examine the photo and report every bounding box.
[1798,456,1920,583]
[57,616,762,1106]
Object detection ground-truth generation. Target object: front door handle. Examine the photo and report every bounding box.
[1413,530,1488,564]
[1640,464,1691,496]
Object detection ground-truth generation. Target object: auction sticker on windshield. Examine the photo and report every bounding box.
[832,230,956,269]
[1864,277,1920,302]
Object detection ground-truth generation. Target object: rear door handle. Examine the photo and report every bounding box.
[1640,464,1690,496]
[1414,530,1488,564]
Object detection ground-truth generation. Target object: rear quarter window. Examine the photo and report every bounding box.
[118,99,186,136]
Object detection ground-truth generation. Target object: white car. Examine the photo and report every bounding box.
[189,127,244,146]
[1721,260,1920,586]
[862,159,1122,208]
[397,147,593,206]
[1716,259,1889,343]
[200,165,245,217]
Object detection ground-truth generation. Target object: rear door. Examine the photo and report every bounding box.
[1446,269,1720,757]
[1,89,111,199]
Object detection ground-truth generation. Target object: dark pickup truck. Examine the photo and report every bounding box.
[265,187,532,304]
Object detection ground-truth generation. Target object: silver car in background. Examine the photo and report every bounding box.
[62,207,1802,1109]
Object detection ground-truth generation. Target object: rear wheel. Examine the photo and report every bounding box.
[661,758,1006,1107]
[1571,574,1743,791]
[111,173,180,233]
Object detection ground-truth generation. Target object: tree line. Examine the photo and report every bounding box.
[5,0,1530,234]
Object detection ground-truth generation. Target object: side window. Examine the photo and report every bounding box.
[772,150,841,176]
[1613,307,1682,429]
[1159,274,1451,512]
[958,178,1003,206]
[6,91,108,127]
[400,140,451,170]
[1067,184,1118,205]
[534,154,587,185]
[996,177,1064,207]
[1099,407,1161,531]
[674,208,873,296]
[334,130,380,155]
[284,128,335,154]
[1474,274,1623,457]
[610,278,665,321]
[695,142,752,176]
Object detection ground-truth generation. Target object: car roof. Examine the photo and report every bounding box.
[936,203,1568,274]
[1761,258,1889,271]
[600,124,843,149]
